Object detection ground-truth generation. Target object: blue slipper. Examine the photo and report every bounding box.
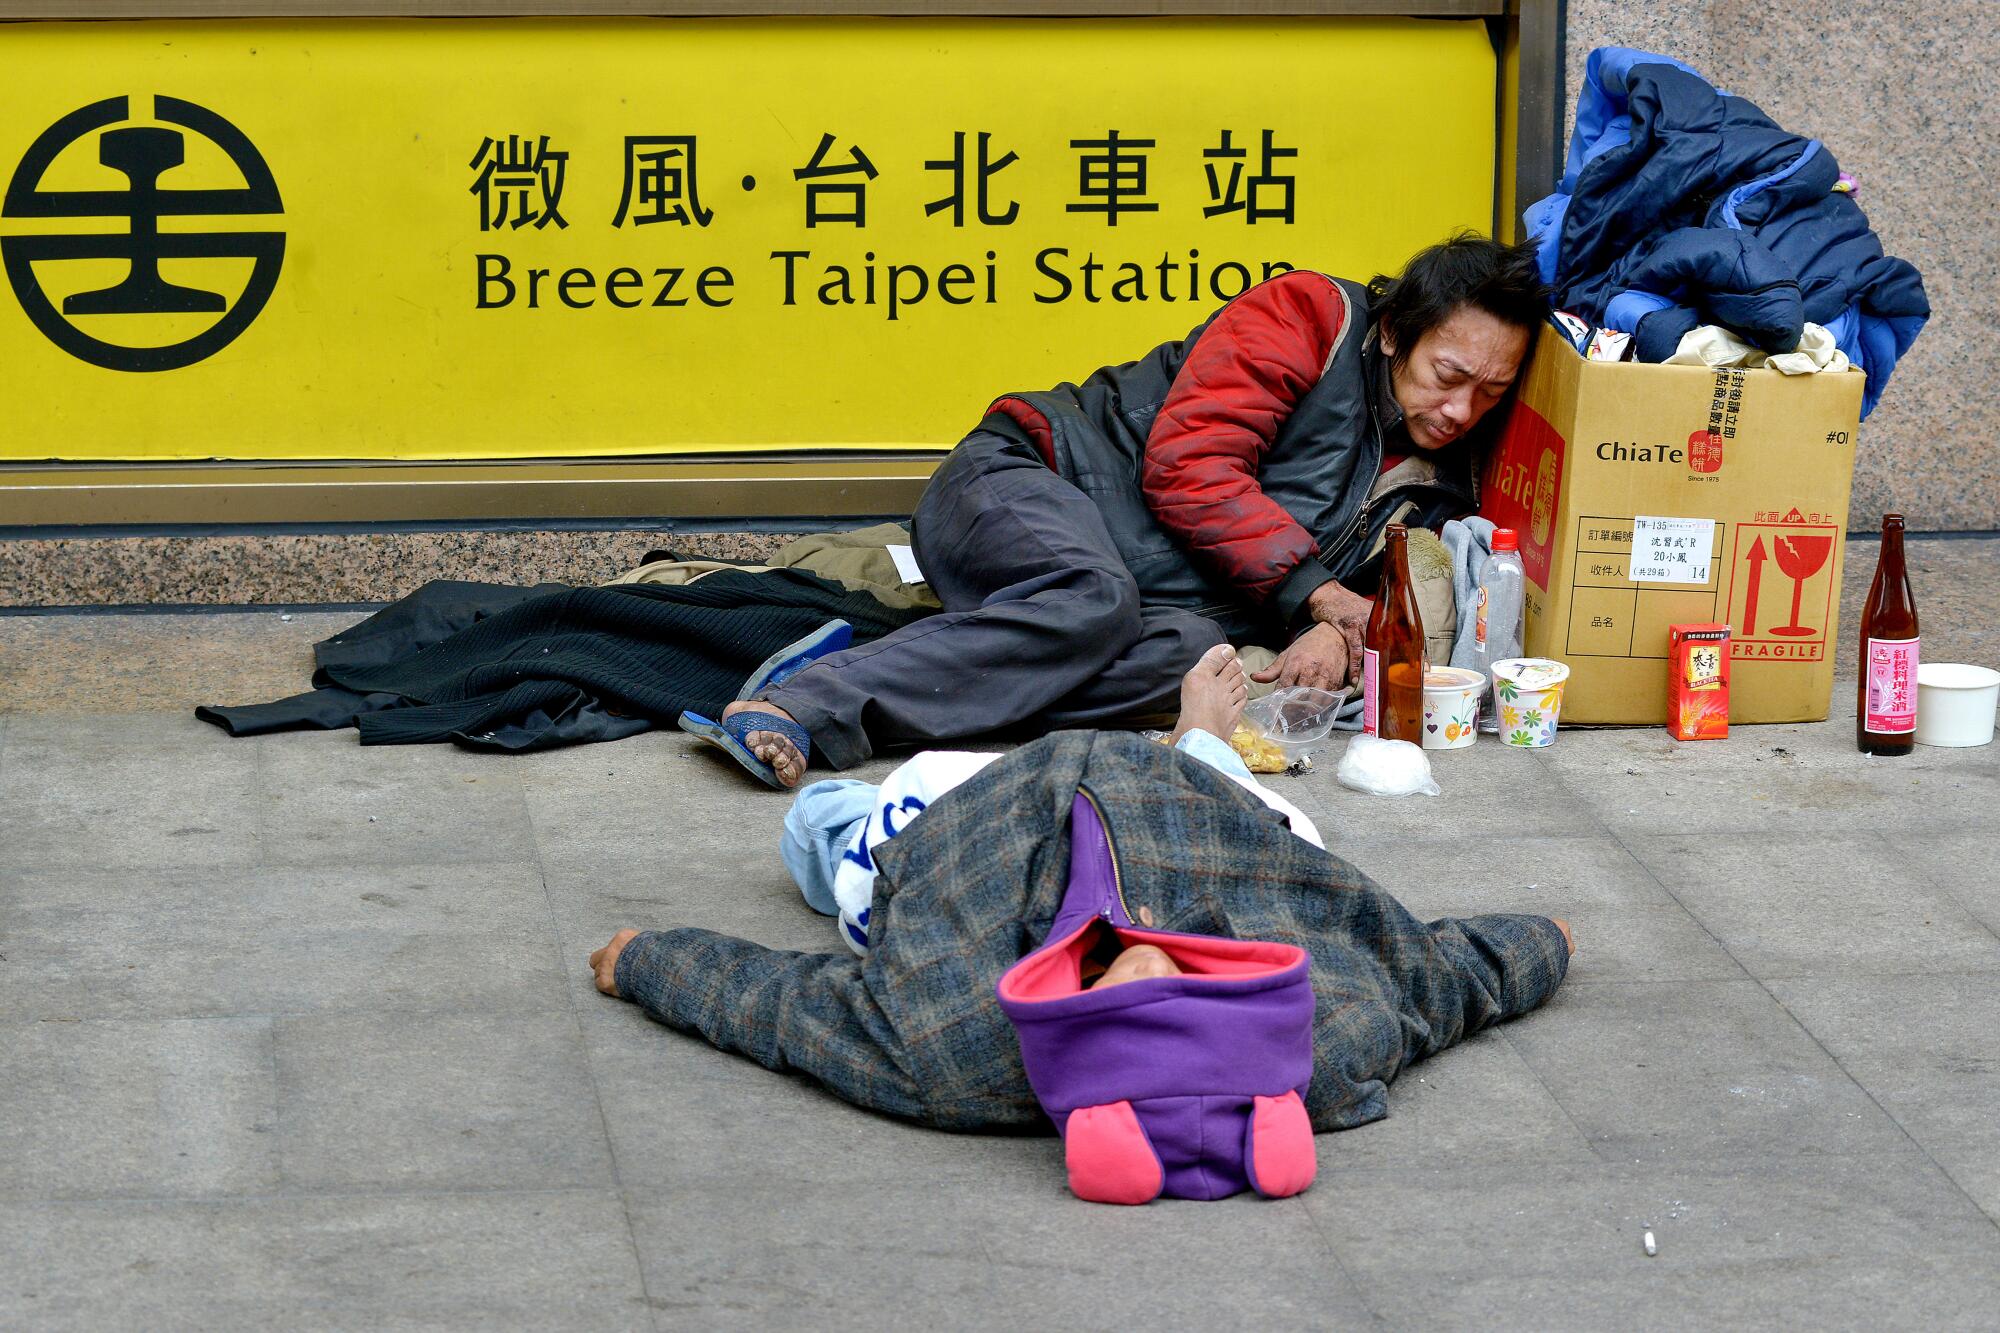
[736,620,853,700]
[678,708,813,789]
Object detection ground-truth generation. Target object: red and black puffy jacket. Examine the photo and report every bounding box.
[987,270,1480,643]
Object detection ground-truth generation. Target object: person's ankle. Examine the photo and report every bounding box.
[726,698,797,724]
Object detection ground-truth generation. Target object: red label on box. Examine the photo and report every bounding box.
[1688,428,1723,474]
[1722,517,1841,662]
[1482,401,1565,587]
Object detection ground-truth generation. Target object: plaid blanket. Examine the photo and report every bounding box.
[615,730,1569,1131]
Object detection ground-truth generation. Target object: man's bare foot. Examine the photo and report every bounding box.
[590,928,640,997]
[720,699,808,788]
[1552,918,1575,955]
[1167,643,1248,745]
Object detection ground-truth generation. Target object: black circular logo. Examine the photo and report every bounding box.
[2,95,284,372]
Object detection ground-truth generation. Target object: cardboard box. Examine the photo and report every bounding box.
[1480,326,1865,724]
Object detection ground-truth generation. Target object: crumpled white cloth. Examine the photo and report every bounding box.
[1667,322,1851,375]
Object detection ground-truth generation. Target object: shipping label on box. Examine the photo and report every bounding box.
[1481,325,1865,725]
[1630,515,1715,584]
[1564,513,1724,663]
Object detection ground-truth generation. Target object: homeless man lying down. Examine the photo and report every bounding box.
[591,651,1573,1203]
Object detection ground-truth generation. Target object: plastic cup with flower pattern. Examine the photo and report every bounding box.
[1491,658,1571,749]
[1420,666,1486,749]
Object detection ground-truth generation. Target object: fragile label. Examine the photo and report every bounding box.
[1629,515,1714,585]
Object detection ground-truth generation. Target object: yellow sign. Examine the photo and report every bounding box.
[0,17,1495,461]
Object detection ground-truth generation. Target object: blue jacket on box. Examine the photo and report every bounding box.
[1526,47,1928,417]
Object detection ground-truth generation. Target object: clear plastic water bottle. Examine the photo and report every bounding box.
[1473,529,1525,734]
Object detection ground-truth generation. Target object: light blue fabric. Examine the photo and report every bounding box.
[1604,290,1674,335]
[1863,312,1927,412]
[1525,193,1571,288]
[781,778,875,917]
[1443,517,1499,671]
[1824,306,1864,373]
[1825,305,1923,406]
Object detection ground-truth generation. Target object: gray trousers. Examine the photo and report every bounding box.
[759,430,1225,769]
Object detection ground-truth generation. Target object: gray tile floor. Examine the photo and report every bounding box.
[2,537,1998,1329]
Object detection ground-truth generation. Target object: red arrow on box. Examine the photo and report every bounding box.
[1743,536,1768,636]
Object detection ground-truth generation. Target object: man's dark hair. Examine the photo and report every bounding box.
[1367,232,1551,366]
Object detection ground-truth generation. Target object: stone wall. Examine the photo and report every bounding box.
[1562,1,1994,531]
[0,529,802,608]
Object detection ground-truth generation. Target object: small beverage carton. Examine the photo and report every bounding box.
[1668,623,1732,740]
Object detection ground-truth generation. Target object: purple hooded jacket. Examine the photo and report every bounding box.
[998,791,1317,1204]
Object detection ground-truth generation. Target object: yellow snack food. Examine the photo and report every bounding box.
[1229,725,1290,774]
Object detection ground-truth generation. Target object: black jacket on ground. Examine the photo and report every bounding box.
[196,570,929,751]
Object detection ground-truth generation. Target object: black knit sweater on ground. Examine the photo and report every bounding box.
[197,569,929,751]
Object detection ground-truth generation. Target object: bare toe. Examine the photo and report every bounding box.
[1194,642,1236,676]
[1173,643,1250,743]
[745,731,804,787]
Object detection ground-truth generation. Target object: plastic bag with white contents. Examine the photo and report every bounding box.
[1334,734,1441,798]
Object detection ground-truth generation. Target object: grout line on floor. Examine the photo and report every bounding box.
[1292,1193,1392,1328]
[524,792,665,1333]
[1887,828,2000,951]
[1493,1022,1605,1165]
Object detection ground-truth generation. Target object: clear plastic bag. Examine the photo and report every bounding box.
[1241,686,1347,765]
[1334,733,1441,798]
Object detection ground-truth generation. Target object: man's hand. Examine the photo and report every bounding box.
[1303,579,1372,673]
[590,928,640,997]
[1250,621,1355,691]
[1253,579,1372,689]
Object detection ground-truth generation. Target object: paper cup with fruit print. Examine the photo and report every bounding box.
[1421,666,1486,749]
[1491,658,1570,749]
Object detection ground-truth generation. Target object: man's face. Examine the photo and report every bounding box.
[1382,305,1530,452]
[1091,943,1183,990]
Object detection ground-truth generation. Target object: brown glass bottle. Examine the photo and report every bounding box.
[1857,513,1919,756]
[1364,523,1427,742]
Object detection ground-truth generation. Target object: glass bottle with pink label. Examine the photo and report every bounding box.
[1857,513,1919,756]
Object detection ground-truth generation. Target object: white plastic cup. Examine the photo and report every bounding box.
[1421,666,1486,749]
[1492,658,1571,748]
[1913,663,1999,748]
